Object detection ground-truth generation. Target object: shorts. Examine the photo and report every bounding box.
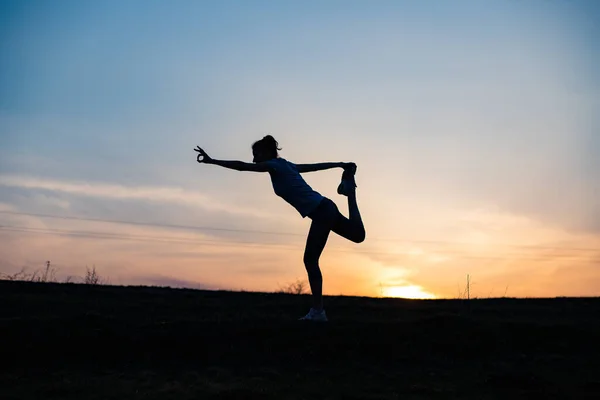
[307,197,340,227]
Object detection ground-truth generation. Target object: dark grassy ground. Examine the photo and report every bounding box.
[1,281,599,399]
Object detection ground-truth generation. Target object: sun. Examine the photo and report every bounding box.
[383,285,436,299]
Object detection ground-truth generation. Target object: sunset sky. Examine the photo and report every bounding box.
[1,0,598,298]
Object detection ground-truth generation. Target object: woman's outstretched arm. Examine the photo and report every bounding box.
[296,162,347,173]
[195,146,270,172]
[209,159,271,172]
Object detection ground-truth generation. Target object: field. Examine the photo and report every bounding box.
[1,280,599,399]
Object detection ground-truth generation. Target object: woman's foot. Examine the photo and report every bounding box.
[298,308,328,322]
[337,163,357,196]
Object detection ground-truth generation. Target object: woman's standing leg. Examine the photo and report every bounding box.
[303,217,331,311]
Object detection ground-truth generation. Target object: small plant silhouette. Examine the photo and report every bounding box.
[0,262,108,285]
[276,278,309,295]
[0,261,57,283]
[84,265,107,285]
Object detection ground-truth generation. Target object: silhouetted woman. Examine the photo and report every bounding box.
[195,135,365,321]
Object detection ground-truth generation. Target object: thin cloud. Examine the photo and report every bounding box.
[0,174,276,220]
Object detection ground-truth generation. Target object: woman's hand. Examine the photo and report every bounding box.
[342,162,356,171]
[194,146,213,164]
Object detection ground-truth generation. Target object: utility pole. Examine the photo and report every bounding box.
[44,261,51,282]
[467,274,470,301]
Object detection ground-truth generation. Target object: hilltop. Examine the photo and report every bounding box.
[1,281,599,399]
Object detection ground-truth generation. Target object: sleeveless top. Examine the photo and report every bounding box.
[264,158,324,218]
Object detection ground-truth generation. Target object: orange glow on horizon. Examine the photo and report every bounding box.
[383,285,437,299]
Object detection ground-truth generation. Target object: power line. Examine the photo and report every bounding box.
[1,210,598,252]
[1,225,597,262]
[0,225,296,249]
[0,210,303,236]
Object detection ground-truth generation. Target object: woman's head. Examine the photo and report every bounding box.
[252,135,281,163]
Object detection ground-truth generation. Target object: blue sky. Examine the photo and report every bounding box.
[1,0,598,297]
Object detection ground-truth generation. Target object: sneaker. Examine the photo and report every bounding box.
[337,163,357,196]
[299,308,328,322]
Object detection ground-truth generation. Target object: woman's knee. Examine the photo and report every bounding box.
[352,227,366,243]
[303,260,322,280]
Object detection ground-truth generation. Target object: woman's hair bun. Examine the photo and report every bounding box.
[262,135,282,151]
[252,134,282,157]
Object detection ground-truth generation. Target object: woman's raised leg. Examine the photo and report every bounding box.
[334,164,366,243]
